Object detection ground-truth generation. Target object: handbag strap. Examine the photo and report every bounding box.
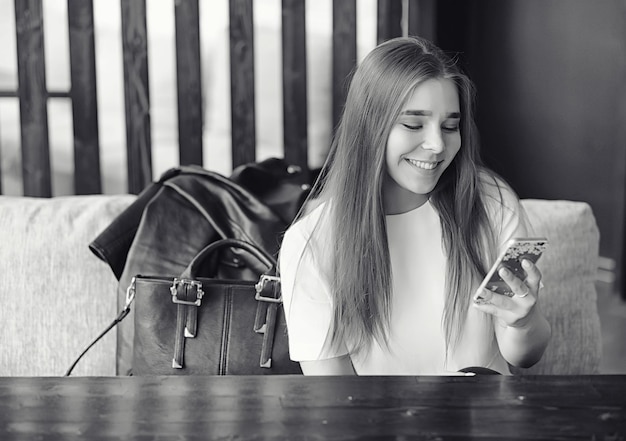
[181,238,276,279]
[65,303,132,376]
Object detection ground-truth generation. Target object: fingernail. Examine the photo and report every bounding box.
[522,259,531,269]
[474,289,491,304]
[499,268,510,277]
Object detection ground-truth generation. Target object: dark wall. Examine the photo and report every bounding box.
[437,0,626,292]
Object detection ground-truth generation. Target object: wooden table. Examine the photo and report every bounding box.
[0,375,624,440]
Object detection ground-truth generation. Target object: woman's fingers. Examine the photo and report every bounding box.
[474,288,508,308]
[472,292,510,326]
[472,289,534,327]
[472,260,543,327]
[498,266,532,299]
[521,259,542,295]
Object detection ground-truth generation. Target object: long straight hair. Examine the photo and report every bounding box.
[297,36,497,356]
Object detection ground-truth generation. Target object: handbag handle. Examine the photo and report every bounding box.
[181,238,277,279]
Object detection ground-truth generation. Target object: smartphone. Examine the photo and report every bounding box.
[474,237,548,300]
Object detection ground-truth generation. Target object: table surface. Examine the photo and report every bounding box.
[0,375,624,440]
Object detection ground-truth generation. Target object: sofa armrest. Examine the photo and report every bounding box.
[514,199,602,374]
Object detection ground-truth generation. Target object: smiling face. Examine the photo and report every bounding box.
[383,78,462,214]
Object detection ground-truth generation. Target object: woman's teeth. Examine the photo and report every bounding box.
[406,158,438,170]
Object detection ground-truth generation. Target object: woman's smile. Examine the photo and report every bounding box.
[405,157,443,171]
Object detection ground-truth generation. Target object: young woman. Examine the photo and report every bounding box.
[279,36,551,375]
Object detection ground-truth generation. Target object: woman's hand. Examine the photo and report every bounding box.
[472,259,542,328]
[473,259,552,368]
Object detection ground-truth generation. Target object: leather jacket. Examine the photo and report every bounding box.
[89,159,309,375]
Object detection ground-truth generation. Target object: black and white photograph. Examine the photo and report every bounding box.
[0,0,624,439]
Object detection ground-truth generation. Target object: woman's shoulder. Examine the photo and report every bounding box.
[477,169,521,215]
[281,199,333,265]
[477,168,531,239]
[284,200,328,241]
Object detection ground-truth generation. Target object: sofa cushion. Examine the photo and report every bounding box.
[515,199,602,374]
[0,195,135,376]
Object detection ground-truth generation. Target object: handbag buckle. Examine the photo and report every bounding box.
[170,278,204,306]
[254,275,282,303]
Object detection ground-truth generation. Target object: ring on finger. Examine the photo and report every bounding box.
[517,286,530,298]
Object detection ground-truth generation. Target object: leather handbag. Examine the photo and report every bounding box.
[129,238,302,375]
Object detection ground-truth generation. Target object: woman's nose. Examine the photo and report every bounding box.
[421,128,444,153]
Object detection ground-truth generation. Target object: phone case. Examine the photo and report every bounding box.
[475,238,548,298]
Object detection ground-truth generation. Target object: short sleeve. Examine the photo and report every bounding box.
[279,221,349,361]
[481,173,532,254]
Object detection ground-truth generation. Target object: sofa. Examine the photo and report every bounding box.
[0,194,602,376]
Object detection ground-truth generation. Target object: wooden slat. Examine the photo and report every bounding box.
[121,0,152,194]
[377,0,403,44]
[332,0,357,131]
[229,0,256,168]
[407,0,437,42]
[174,0,203,167]
[14,0,51,197]
[68,0,101,195]
[281,0,308,176]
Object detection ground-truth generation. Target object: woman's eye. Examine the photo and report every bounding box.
[401,123,422,130]
[442,125,459,133]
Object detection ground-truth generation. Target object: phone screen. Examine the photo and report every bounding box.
[478,238,548,297]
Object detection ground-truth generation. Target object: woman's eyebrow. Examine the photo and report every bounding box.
[400,110,461,118]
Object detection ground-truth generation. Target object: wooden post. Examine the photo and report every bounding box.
[121,0,152,194]
[229,0,256,168]
[14,0,51,197]
[282,0,308,178]
[68,0,101,194]
[332,0,357,132]
[407,0,437,42]
[175,0,203,167]
[377,0,403,44]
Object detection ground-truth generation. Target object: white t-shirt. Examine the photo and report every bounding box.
[279,176,530,375]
